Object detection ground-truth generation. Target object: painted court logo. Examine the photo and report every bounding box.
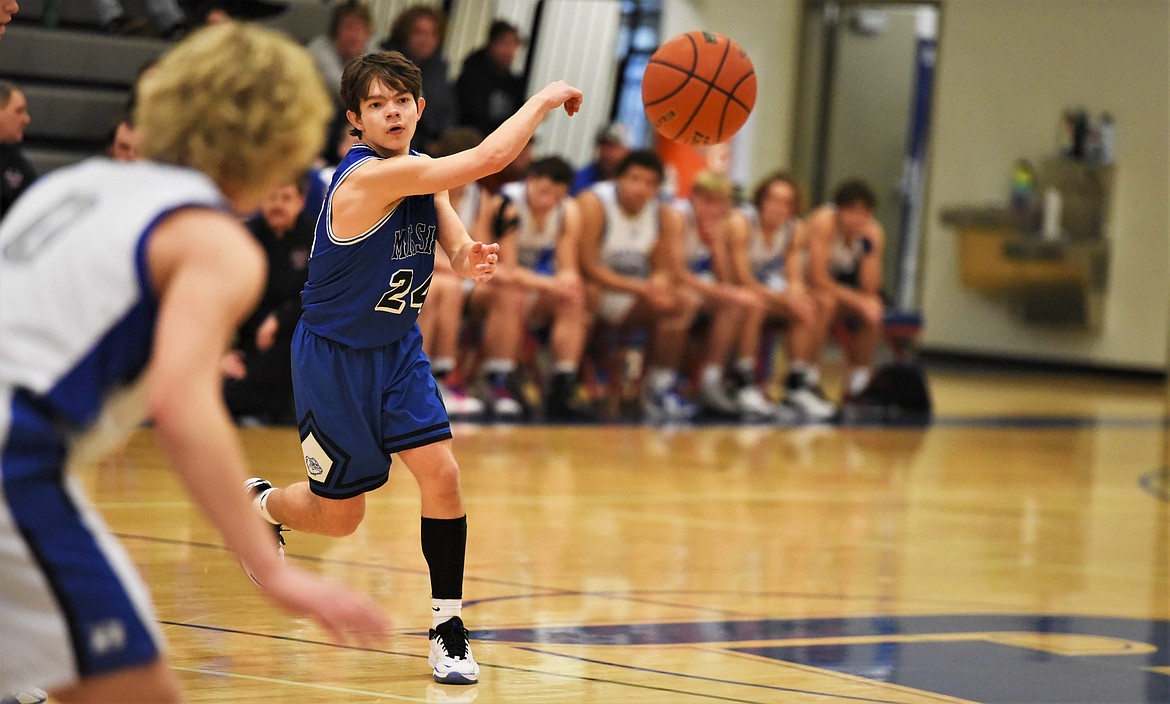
[472,613,1170,703]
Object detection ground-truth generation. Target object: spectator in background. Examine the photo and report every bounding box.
[187,1,288,27]
[381,4,457,155]
[224,176,315,425]
[106,115,141,161]
[455,19,525,137]
[806,179,885,402]
[308,0,376,106]
[88,0,187,38]
[572,122,630,195]
[0,80,34,215]
[0,0,19,39]
[306,127,360,219]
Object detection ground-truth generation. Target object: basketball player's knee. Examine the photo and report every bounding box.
[319,496,366,537]
[422,463,463,505]
[498,283,529,312]
[792,299,817,328]
[558,286,587,316]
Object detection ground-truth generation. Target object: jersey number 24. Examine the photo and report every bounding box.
[375,268,432,314]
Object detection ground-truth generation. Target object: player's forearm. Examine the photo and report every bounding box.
[591,266,647,296]
[150,378,284,584]
[446,239,475,279]
[475,93,559,174]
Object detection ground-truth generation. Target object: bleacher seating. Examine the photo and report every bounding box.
[1,0,328,176]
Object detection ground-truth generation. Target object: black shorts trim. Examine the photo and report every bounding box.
[385,422,451,445]
[308,473,390,500]
[385,430,453,456]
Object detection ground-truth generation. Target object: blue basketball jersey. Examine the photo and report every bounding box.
[301,144,438,349]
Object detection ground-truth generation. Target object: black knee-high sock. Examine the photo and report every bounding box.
[421,515,467,599]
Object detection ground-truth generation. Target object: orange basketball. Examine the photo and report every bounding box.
[642,31,757,146]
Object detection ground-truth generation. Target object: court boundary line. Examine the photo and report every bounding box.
[170,665,432,702]
[160,620,779,703]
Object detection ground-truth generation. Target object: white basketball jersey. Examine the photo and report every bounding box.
[824,205,868,281]
[454,182,482,230]
[593,181,658,279]
[740,205,794,290]
[500,180,562,274]
[672,198,714,280]
[0,158,224,450]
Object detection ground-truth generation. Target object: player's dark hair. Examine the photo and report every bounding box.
[614,150,664,182]
[526,156,574,186]
[752,171,803,214]
[340,51,423,137]
[488,19,519,44]
[329,0,372,40]
[832,179,877,210]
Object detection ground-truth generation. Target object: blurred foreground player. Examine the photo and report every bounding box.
[0,24,388,703]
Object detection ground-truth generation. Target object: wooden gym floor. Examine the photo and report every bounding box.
[66,365,1168,703]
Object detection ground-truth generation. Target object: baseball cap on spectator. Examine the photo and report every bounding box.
[596,123,630,147]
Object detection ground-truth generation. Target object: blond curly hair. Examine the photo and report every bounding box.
[136,23,331,196]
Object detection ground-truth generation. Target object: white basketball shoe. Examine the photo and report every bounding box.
[429,616,480,685]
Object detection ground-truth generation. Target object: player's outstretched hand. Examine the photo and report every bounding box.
[260,564,390,647]
[537,80,583,117]
[468,241,500,284]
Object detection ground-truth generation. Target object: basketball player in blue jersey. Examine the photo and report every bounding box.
[727,172,837,421]
[0,24,388,703]
[806,179,885,402]
[578,150,700,422]
[472,156,595,420]
[244,51,582,685]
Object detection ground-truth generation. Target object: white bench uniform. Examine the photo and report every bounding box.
[592,181,659,324]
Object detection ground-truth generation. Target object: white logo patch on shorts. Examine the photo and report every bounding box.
[88,619,126,656]
[301,431,335,483]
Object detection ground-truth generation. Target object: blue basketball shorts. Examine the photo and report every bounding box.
[291,322,452,499]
